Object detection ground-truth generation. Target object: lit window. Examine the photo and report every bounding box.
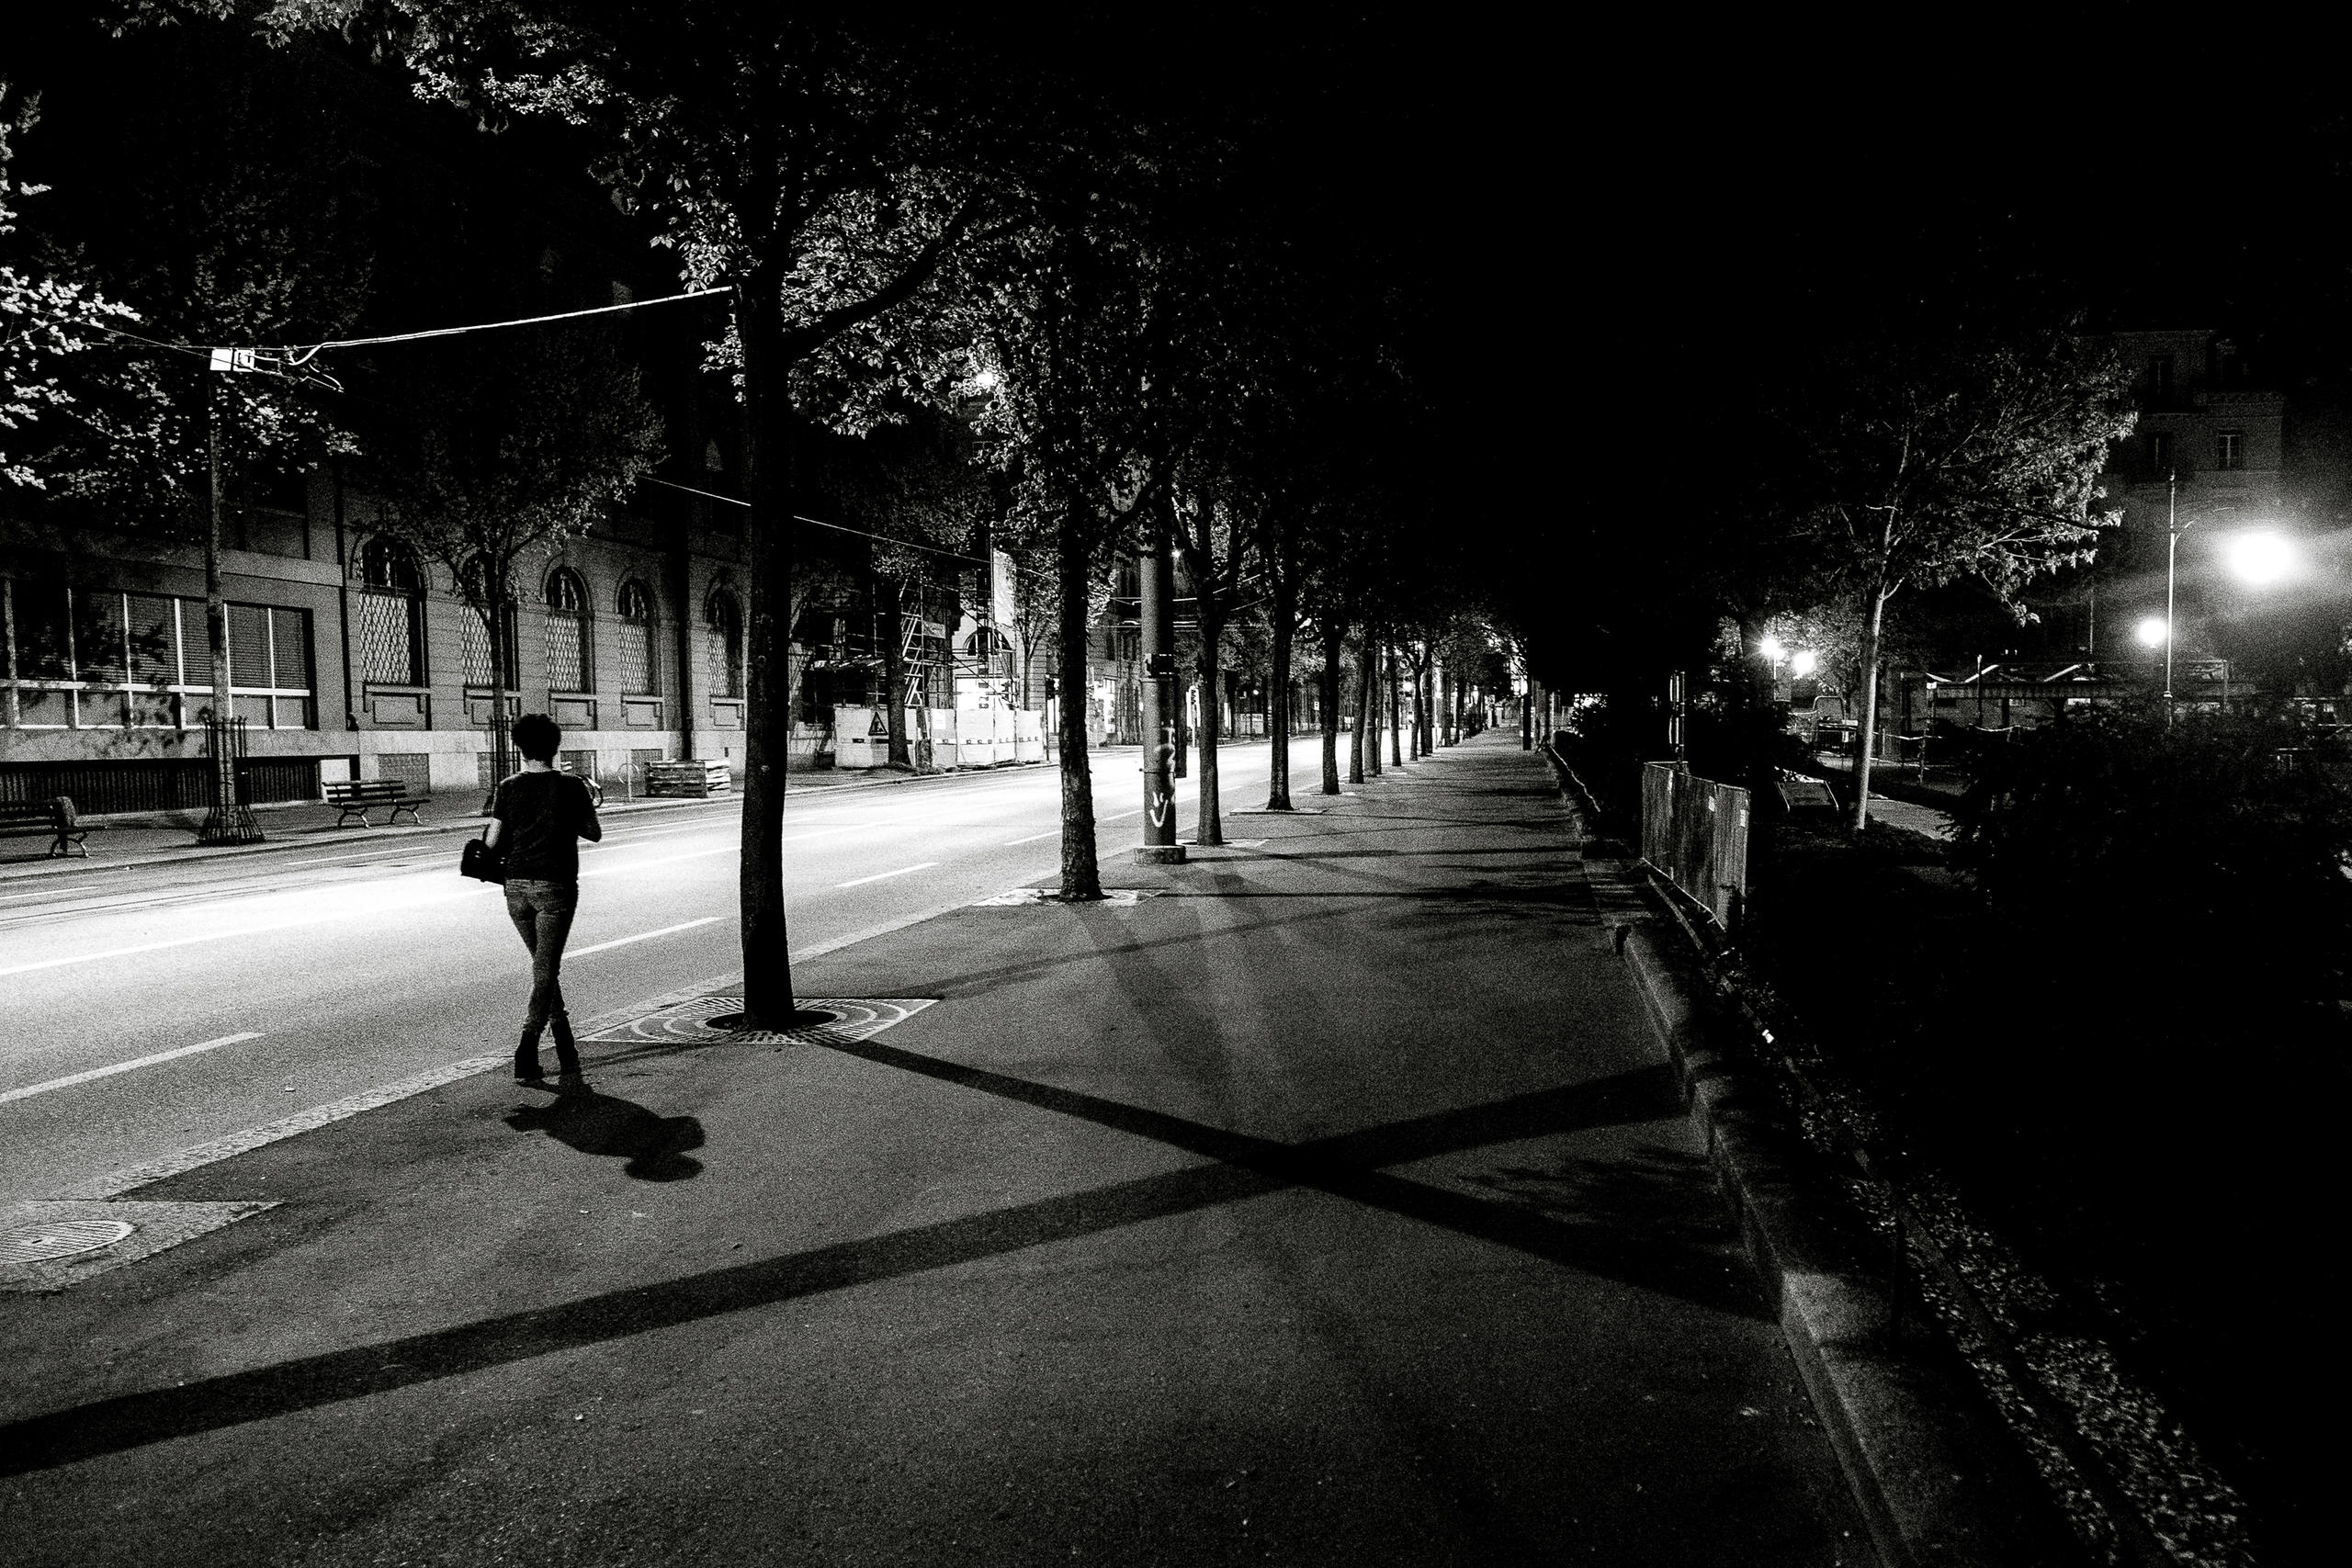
[2217,431,2245,471]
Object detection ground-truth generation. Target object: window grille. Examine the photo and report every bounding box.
[359,592,420,684]
[617,580,657,694]
[459,604,520,687]
[706,591,743,698]
[357,538,423,685]
[2216,430,2245,471]
[546,567,591,692]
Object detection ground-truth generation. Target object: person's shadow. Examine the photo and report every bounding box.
[505,1086,707,1181]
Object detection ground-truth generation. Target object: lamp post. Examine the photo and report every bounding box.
[2165,471,2194,711]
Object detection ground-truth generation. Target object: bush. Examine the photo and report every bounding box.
[1944,699,2352,1043]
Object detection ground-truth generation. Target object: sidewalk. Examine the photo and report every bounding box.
[1810,755,1957,840]
[0,734,1870,1567]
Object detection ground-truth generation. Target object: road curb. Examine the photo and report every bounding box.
[1544,748,2077,1566]
[1616,920,2075,1567]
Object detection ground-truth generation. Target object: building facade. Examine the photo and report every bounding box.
[0,478,776,813]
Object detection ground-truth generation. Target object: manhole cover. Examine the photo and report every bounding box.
[2,1219,135,1265]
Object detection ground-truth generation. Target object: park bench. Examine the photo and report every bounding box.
[324,777,424,828]
[0,795,88,858]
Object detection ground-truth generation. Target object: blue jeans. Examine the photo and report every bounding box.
[503,878,579,1038]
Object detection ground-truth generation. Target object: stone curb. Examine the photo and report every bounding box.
[1617,920,2076,1568]
[1545,746,2076,1565]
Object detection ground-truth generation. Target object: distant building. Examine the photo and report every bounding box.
[2105,328,2285,531]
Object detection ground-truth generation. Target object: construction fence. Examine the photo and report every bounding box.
[1639,761,1751,931]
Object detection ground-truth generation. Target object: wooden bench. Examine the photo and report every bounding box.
[0,795,88,858]
[324,778,424,828]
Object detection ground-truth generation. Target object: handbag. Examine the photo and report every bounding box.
[460,835,506,885]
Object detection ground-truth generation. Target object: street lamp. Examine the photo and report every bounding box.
[2225,530,2295,586]
[2135,615,2170,649]
[2165,472,2193,707]
[1791,649,1818,677]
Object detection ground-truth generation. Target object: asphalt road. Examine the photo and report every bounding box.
[0,740,1310,1209]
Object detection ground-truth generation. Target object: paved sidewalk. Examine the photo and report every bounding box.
[1810,757,1956,840]
[0,734,1868,1567]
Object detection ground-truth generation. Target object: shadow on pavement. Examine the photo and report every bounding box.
[0,1054,1751,1479]
[504,1087,706,1182]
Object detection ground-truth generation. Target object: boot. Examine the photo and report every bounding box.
[514,1032,546,1084]
[551,1012,581,1077]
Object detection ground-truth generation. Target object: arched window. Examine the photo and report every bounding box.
[545,566,592,693]
[616,580,658,695]
[705,589,743,699]
[458,558,520,689]
[356,537,424,685]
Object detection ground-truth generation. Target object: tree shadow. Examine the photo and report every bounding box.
[0,1057,1752,1479]
[504,1087,705,1182]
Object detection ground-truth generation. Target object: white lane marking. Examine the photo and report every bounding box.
[0,1033,263,1108]
[835,862,939,889]
[1002,829,1060,845]
[1101,808,1145,821]
[273,847,445,870]
[0,888,496,978]
[578,846,737,877]
[55,974,741,1201]
[569,916,723,957]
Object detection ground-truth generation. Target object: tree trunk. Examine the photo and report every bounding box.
[1359,635,1378,778]
[1319,620,1344,795]
[1411,653,1430,757]
[736,286,801,1028]
[1851,587,1889,831]
[1057,504,1102,899]
[1196,613,1225,845]
[880,576,910,767]
[1388,642,1404,765]
[1266,570,1295,810]
[485,564,513,790]
[1348,634,1368,784]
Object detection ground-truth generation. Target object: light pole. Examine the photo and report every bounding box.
[2165,470,2194,710]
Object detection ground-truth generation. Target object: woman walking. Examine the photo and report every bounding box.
[483,713,603,1083]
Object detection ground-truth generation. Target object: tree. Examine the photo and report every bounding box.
[353,325,662,781]
[1170,479,1253,845]
[804,413,992,770]
[6,25,374,839]
[252,3,1017,1024]
[0,83,137,492]
[1770,324,2135,827]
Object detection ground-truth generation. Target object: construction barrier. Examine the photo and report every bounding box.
[1639,761,1749,931]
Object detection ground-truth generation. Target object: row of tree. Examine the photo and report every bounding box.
[3,6,1520,1027]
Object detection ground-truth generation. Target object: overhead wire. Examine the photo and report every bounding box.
[640,475,990,565]
[92,286,731,357]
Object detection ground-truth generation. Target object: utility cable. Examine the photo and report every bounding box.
[640,475,990,565]
[95,286,730,357]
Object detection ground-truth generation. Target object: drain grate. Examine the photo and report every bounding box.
[2,1219,134,1265]
[581,997,935,1048]
[972,887,1162,907]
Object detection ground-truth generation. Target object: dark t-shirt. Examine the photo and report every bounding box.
[492,771,601,882]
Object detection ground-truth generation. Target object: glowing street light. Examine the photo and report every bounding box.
[1758,633,1785,660]
[2225,529,2295,585]
[2135,615,2170,649]
[1790,649,1818,677]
